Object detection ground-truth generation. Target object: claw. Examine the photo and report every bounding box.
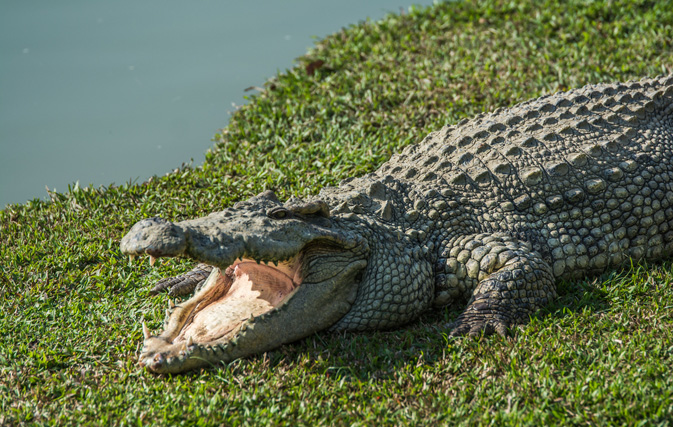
[149,255,157,266]
[169,299,175,309]
[129,254,136,262]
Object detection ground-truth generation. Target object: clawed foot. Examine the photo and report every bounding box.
[448,313,510,338]
[150,263,213,296]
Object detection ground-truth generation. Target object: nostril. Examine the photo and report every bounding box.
[121,217,186,257]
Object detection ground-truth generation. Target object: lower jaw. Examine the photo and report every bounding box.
[140,255,366,373]
[139,260,301,372]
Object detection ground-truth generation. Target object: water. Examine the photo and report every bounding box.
[0,1,435,208]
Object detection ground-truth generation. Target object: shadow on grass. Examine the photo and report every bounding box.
[544,276,611,319]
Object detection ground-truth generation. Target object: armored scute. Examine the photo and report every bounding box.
[121,75,673,373]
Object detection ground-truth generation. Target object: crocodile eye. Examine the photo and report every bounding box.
[268,208,290,220]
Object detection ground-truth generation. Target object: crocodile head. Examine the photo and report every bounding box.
[121,190,369,373]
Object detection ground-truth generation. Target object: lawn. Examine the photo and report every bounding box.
[1,0,672,425]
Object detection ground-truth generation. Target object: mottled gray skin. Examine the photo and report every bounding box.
[123,75,673,372]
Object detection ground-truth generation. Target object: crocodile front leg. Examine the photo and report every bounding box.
[440,234,556,337]
[150,263,214,296]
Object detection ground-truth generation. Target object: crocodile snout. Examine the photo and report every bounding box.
[120,217,187,258]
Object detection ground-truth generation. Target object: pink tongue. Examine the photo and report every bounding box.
[177,262,295,343]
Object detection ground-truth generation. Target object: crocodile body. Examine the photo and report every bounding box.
[122,75,673,373]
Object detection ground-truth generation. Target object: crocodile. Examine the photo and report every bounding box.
[121,75,673,374]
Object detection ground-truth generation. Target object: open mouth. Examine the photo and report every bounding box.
[137,238,368,374]
[173,259,301,346]
[139,254,305,370]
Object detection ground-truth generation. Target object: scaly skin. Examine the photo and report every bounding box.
[122,75,673,373]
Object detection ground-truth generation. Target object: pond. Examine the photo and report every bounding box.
[0,0,435,208]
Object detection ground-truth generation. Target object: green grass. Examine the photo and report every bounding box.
[2,0,673,425]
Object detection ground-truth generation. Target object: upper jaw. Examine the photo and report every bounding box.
[120,208,361,268]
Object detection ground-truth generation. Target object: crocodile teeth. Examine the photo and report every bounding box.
[186,335,193,347]
[149,255,157,266]
[142,321,151,340]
